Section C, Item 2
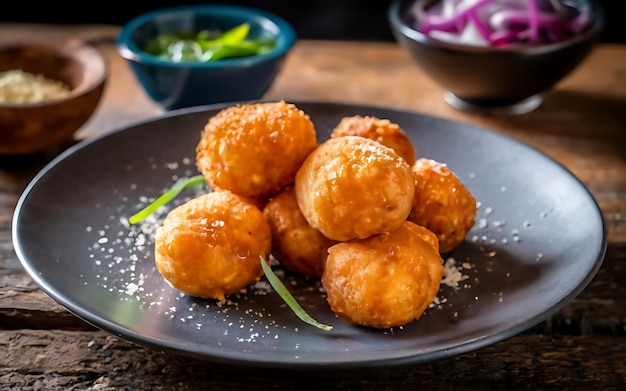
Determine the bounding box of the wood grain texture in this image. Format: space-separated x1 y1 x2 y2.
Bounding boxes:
1 24 625 390
1 330 625 390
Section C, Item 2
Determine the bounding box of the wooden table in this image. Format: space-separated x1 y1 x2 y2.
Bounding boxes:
1 24 625 390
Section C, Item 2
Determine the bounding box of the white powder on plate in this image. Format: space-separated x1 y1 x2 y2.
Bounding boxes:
441 257 470 289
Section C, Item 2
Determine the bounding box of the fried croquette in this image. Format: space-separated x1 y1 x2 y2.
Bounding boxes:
210 184 270 210
330 115 416 163
321 221 444 329
295 136 415 241
196 101 318 199
263 186 337 278
408 158 477 253
154 190 272 302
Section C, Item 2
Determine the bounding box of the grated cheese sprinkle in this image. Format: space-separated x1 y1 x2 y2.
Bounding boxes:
0 69 71 104
441 257 470 289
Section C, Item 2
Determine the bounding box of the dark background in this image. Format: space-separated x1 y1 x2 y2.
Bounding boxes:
2 1 624 43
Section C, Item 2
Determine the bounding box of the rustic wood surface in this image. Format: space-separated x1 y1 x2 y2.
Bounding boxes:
0 24 625 390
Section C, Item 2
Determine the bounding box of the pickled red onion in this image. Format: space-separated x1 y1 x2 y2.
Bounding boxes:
409 0 591 47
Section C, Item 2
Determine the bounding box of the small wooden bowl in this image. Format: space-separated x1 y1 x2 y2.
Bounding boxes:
0 34 108 155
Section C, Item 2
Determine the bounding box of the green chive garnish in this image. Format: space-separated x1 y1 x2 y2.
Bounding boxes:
128 175 206 224
260 256 333 331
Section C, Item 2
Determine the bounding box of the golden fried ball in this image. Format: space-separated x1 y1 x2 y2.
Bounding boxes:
330 115 416 164
263 186 337 278
154 190 272 302
196 101 318 199
295 136 415 241
321 221 444 329
408 158 477 253
210 184 270 211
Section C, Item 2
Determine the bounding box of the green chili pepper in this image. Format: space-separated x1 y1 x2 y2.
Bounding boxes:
218 23 250 44
143 23 277 62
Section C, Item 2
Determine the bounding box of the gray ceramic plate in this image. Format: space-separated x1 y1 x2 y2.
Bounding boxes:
12 102 606 370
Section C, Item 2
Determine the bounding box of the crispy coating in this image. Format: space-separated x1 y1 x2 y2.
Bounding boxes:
154 190 272 302
330 115 416 163
321 221 444 329
295 136 415 241
211 184 270 210
263 186 337 277
196 100 318 199
408 158 477 253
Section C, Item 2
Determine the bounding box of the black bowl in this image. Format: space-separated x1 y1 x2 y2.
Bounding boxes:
388 0 604 114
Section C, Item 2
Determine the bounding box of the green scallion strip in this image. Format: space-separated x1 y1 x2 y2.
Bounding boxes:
128 175 206 225
260 256 333 331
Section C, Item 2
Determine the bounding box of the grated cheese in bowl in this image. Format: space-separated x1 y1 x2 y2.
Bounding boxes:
0 69 71 104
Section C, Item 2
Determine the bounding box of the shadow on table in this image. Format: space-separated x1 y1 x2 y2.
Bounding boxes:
0 137 81 178
541 89 626 143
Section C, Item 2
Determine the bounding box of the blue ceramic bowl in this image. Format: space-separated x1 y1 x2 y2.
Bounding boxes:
388 0 604 114
117 5 296 110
